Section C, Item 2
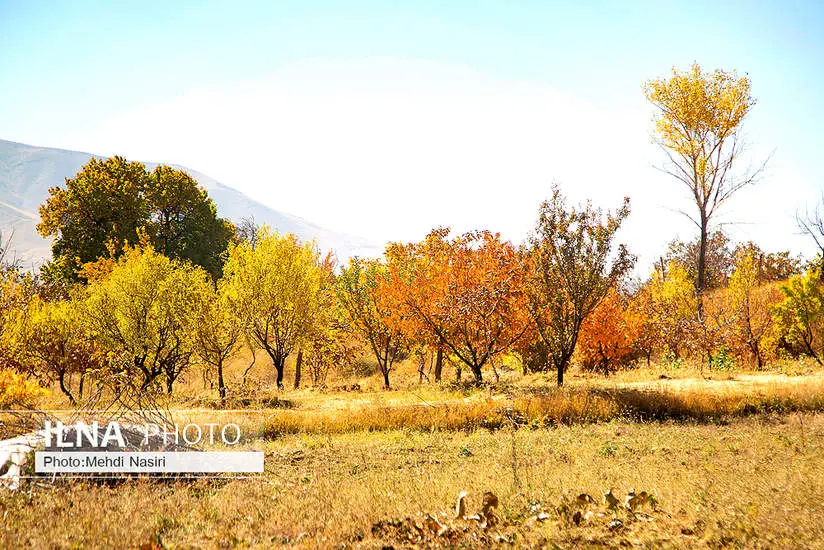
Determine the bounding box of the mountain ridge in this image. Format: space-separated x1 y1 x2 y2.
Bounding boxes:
0 138 380 267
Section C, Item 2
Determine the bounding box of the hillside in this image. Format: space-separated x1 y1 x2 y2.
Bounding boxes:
0 138 379 267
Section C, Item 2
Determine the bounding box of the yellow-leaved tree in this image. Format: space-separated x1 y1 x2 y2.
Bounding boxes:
222 227 325 388
0 270 36 372
82 246 211 394
772 269 824 364
637 261 697 360
0 369 49 410
645 64 766 300
2 296 101 404
336 257 408 388
192 281 244 401
726 251 783 368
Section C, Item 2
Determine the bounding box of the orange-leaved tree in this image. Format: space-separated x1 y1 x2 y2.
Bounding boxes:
577 288 641 375
384 228 529 383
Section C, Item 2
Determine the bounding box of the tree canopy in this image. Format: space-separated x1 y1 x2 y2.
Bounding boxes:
337 257 407 388
38 156 235 282
385 228 529 383
82 245 211 394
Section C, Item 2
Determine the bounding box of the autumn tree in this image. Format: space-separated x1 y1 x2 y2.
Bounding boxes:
772 269 824 364
577 288 640 375
336 258 407 388
385 228 528 384
0 255 38 372
637 261 698 359
294 251 338 389
38 157 234 282
222 227 324 388
664 230 733 290
732 241 802 282
526 186 635 385
192 282 244 401
381 240 451 383
645 64 766 301
0 369 49 410
1 296 102 404
302 301 357 388
82 246 210 393
726 251 783 368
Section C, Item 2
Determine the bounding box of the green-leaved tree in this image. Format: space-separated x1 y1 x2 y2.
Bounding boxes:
38 157 234 282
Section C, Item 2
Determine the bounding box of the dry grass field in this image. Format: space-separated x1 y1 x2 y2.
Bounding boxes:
3 414 824 548
4 358 824 549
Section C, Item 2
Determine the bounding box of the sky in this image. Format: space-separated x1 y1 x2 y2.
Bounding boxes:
1 0 823 271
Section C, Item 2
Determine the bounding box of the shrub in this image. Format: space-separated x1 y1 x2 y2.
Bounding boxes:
0 369 49 409
772 269 824 364
708 346 735 371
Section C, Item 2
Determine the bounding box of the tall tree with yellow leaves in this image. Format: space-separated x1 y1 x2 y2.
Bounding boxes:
645 64 766 301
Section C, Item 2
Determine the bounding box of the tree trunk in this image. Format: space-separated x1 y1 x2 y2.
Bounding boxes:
382 368 390 389
434 346 443 382
218 359 226 401
274 355 286 388
166 376 174 394
294 349 303 389
697 218 708 312
557 350 573 386
804 337 823 365
79 371 85 398
58 371 76 405
470 364 483 384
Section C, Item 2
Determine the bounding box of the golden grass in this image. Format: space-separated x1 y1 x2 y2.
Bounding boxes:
7 362 824 548
257 378 824 437
4 414 824 548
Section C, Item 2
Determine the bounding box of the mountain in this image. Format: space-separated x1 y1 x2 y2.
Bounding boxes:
0 138 380 268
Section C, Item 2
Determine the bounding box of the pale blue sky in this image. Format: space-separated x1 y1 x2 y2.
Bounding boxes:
1 1 822 267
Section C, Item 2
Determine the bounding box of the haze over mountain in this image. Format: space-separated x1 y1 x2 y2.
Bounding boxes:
0 138 380 268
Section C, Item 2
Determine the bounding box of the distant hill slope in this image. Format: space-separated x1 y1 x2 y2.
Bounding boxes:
0 138 379 268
